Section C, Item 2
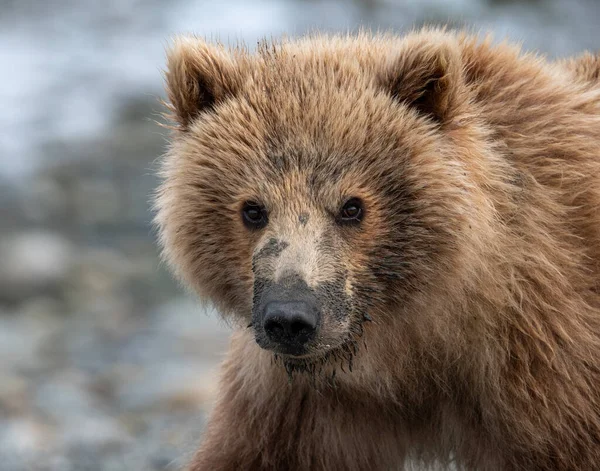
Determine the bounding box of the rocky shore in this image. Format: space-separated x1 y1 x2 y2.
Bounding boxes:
0 96 230 471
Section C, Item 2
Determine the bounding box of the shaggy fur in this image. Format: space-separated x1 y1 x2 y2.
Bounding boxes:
155 28 600 470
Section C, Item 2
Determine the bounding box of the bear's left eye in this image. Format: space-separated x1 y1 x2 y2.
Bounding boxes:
338 198 364 225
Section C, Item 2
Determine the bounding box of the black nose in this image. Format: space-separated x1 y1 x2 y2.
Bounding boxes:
263 301 318 351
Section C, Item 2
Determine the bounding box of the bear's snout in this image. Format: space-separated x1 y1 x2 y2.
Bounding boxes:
253 275 322 356
263 300 319 354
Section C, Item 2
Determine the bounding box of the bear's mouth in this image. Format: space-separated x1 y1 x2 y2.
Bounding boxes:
272 332 364 381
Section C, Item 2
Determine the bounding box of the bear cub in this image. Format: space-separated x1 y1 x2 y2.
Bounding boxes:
155 28 600 470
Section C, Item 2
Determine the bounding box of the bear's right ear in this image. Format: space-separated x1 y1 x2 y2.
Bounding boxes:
164 37 240 130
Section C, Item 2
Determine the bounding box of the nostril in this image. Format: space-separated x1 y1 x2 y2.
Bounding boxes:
264 318 285 338
290 319 311 336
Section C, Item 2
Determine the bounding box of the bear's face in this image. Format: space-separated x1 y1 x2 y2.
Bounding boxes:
156 32 484 372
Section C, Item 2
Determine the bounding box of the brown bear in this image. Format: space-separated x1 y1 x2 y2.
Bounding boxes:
154 27 600 470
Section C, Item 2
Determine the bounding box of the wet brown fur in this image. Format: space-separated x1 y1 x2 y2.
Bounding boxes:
155 28 600 470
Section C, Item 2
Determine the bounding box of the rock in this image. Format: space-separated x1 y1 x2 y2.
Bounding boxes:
0 375 29 415
17 296 64 319
116 360 220 412
34 373 131 459
68 248 134 301
0 179 28 228
34 373 101 424
150 298 231 345
72 179 122 226
18 175 69 225
0 418 55 464
62 416 129 450
0 312 60 374
0 231 74 303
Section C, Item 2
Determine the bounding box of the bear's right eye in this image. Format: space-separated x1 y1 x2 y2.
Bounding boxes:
241 201 268 230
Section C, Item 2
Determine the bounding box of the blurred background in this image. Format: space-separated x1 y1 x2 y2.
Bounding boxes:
0 0 598 470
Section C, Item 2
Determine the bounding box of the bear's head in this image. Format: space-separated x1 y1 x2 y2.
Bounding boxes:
156 30 496 374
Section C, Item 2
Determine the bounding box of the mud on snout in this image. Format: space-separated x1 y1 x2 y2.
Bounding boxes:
250 237 356 361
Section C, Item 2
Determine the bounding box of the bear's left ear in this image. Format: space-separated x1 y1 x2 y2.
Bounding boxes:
381 38 466 125
164 37 241 130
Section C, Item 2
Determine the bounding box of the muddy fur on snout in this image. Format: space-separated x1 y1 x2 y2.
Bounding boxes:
251 227 362 374
252 273 361 378
155 27 600 471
